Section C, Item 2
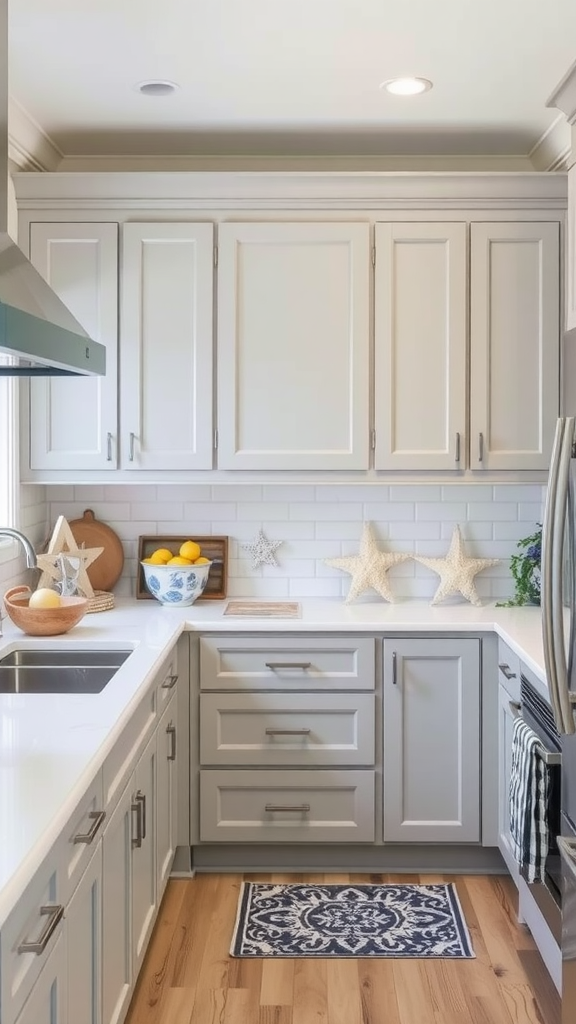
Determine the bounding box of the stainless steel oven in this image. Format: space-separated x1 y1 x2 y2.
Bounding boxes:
518 674 562 941
559 815 576 1023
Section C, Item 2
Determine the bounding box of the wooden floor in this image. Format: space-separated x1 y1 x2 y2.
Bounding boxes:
125 873 561 1024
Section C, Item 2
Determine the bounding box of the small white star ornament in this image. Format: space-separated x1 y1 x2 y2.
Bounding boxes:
36 515 104 599
414 525 500 607
243 528 283 569
325 522 410 604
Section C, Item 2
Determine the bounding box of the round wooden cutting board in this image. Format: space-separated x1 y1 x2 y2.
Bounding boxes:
68 509 125 593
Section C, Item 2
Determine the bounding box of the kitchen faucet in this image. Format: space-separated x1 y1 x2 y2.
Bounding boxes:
0 529 37 568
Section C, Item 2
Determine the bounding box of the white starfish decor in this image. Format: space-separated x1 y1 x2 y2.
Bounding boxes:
36 515 103 599
243 528 283 569
325 522 410 604
414 525 500 607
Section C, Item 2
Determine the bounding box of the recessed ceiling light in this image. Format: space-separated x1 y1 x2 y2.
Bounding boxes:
136 80 179 97
381 77 433 96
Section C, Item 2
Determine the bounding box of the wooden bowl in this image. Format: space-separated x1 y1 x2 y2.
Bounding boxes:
3 586 88 636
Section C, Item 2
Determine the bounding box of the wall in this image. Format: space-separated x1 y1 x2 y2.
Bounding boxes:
45 482 543 604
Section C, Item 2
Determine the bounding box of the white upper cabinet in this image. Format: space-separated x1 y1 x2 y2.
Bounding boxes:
121 223 214 470
567 165 576 332
216 222 371 470
469 222 560 471
29 222 118 471
374 223 467 471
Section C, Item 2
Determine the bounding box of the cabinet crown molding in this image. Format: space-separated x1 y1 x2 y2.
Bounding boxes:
547 59 576 125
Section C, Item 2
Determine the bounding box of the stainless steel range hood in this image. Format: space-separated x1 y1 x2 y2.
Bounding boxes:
0 2 105 376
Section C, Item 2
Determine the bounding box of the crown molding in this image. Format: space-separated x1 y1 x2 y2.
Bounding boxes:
547 58 576 124
529 114 572 171
55 153 534 173
12 170 568 211
8 97 62 171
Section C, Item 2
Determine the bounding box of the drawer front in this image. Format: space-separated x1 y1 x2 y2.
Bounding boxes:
103 688 156 814
60 770 104 904
1 843 65 1024
200 692 375 766
497 640 521 701
199 636 375 691
200 769 375 842
156 649 179 712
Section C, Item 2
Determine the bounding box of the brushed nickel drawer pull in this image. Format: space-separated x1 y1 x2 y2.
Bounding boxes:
129 431 136 461
131 792 144 848
161 673 179 689
265 728 311 736
478 432 484 463
106 432 113 461
265 662 312 670
167 722 177 761
265 803 311 813
18 905 64 955
73 809 106 844
498 662 517 680
392 651 397 685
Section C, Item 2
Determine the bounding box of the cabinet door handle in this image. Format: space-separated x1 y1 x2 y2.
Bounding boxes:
455 432 461 464
265 803 311 813
392 651 397 685
161 673 179 690
106 432 113 462
498 662 517 681
73 809 106 844
167 723 177 761
129 432 136 461
265 728 311 736
265 662 311 671
18 905 64 955
478 432 484 463
131 791 145 848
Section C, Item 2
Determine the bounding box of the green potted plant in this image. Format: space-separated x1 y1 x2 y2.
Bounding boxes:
498 524 542 607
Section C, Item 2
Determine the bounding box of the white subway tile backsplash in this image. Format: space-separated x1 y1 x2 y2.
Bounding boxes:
38 481 544 602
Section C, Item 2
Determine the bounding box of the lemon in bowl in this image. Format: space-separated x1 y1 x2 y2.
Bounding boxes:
140 559 212 606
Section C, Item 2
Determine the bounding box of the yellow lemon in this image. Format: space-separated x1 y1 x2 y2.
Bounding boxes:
149 548 173 564
179 540 201 562
193 556 211 565
167 555 193 566
29 587 62 609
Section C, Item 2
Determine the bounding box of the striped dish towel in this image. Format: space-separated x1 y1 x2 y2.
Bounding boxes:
509 717 549 883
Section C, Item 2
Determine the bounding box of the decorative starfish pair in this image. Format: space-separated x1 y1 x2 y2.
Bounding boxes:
325 523 499 606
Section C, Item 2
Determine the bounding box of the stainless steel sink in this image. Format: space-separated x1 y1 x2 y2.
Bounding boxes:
0 649 132 694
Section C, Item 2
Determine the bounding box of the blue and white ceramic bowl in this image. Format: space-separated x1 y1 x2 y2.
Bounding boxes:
140 560 211 607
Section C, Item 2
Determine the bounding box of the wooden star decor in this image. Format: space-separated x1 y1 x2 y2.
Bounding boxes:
36 515 104 599
414 525 500 607
325 522 410 604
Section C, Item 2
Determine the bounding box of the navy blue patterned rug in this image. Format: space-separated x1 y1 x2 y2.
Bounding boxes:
230 882 475 958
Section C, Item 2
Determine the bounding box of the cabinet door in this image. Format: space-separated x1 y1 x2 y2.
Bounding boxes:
470 222 560 470
28 223 118 471
13 933 67 1024
121 223 214 469
567 166 576 332
102 784 132 1024
67 843 102 1024
382 638 480 842
374 223 467 470
156 696 178 898
131 732 157 978
217 222 370 469
498 683 521 884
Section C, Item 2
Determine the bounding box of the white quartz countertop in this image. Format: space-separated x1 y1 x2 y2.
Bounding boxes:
0 596 546 928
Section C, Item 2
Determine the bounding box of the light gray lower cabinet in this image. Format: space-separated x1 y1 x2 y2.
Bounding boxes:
12 932 68 1024
382 638 481 842
198 635 376 843
66 843 102 1024
496 642 521 884
156 694 178 897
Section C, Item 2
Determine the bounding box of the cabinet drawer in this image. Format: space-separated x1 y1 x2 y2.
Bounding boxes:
199 636 375 691
1 844 65 1024
60 770 104 904
200 769 375 842
497 640 521 701
103 688 156 814
200 692 375 766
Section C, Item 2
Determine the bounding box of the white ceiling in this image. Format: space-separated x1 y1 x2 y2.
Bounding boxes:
7 0 576 165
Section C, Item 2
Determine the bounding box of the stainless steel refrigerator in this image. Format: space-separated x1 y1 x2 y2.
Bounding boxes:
541 415 576 1020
